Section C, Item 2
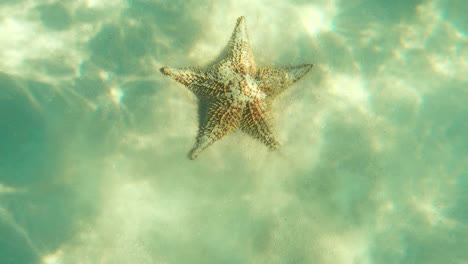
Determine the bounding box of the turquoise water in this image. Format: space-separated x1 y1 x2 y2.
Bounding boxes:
0 0 467 263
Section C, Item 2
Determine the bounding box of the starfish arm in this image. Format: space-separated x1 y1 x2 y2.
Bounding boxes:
160 66 225 97
241 101 280 150
226 16 256 73
256 64 313 98
188 99 243 159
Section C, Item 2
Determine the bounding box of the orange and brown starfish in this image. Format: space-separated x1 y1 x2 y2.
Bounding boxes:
160 16 313 159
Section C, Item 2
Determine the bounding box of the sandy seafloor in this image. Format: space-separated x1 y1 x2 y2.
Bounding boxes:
0 0 467 263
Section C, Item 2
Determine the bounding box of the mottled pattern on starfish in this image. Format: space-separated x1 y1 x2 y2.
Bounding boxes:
160 16 313 159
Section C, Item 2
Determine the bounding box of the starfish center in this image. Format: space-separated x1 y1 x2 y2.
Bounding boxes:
227 73 265 107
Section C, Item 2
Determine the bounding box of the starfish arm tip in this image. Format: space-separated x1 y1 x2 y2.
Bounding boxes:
187 150 198 160
160 67 170 75
270 141 281 150
289 64 314 83
237 16 246 23
301 63 314 72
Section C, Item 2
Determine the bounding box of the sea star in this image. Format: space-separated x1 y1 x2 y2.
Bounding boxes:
160 16 313 159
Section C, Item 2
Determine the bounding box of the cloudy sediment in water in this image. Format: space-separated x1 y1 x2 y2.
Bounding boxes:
0 0 467 263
